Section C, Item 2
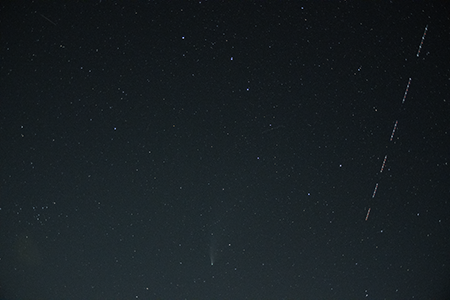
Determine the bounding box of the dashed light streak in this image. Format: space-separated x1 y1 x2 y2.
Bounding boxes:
380 155 387 173
365 26 427 221
372 183 379 198
402 78 411 104
416 25 428 57
390 120 398 141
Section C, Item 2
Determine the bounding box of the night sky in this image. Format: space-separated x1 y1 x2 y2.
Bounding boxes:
1 1 450 299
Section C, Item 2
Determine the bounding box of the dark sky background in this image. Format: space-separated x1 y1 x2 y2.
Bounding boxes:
1 1 450 299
